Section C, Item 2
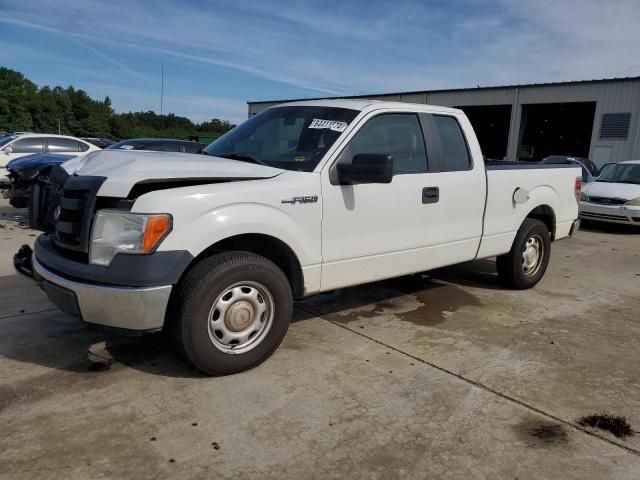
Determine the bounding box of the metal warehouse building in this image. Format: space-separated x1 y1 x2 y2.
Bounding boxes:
247 77 640 167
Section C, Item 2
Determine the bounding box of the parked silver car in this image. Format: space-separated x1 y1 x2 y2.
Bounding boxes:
579 160 640 225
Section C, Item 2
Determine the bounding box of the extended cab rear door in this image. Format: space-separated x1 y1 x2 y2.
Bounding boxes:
416 112 486 259
320 108 486 291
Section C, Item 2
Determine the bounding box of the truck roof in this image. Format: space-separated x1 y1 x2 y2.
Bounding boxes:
270 98 462 115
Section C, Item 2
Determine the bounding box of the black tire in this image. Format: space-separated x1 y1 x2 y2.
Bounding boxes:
168 251 292 375
496 218 551 289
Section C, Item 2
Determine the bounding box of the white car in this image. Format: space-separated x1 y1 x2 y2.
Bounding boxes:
0 133 99 180
579 160 640 225
19 99 581 375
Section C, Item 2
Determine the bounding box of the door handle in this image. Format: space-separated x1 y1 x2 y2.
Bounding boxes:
422 186 439 204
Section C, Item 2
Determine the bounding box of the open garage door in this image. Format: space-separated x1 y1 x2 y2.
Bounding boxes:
517 102 596 162
456 105 511 160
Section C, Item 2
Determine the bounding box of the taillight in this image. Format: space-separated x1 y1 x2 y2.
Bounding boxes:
574 177 582 204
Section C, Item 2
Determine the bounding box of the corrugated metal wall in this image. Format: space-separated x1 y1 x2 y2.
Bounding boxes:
247 79 640 164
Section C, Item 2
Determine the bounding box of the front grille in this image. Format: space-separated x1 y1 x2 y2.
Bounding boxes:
580 212 628 221
586 196 627 205
52 176 106 254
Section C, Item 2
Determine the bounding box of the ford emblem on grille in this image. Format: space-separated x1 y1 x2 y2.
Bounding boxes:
53 205 61 221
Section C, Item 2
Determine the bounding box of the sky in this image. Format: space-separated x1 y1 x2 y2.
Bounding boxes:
1 0 640 124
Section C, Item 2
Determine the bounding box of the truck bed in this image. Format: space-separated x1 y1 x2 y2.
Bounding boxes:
477 162 581 259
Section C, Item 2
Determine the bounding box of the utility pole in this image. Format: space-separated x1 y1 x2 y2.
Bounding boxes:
160 64 164 117
160 64 164 135
57 118 61 135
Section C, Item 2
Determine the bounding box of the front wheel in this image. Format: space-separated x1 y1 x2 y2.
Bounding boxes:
168 252 293 375
496 218 551 289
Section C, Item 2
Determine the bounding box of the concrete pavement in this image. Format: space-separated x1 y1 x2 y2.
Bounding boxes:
1 198 639 479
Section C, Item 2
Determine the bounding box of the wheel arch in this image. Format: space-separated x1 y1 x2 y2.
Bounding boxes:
181 233 305 299
524 204 556 240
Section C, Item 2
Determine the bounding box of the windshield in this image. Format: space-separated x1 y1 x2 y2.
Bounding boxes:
204 106 359 172
0 136 16 148
596 163 640 184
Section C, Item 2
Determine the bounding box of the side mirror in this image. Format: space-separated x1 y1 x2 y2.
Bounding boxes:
3 146 12 155
336 153 393 185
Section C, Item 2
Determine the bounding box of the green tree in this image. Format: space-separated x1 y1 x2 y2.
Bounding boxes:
0 67 236 141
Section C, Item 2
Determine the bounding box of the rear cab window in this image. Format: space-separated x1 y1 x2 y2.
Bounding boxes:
430 115 472 171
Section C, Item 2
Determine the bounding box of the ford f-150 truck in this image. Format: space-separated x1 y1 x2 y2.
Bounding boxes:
16 100 582 375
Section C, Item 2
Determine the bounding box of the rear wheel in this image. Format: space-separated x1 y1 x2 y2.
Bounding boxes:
168 251 292 375
496 218 551 289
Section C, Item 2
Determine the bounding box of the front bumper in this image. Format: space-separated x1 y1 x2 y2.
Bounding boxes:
18 235 194 332
32 254 172 331
579 202 640 225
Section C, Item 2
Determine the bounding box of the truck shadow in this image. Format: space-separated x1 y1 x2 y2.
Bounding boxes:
1 259 501 380
0 254 202 379
579 220 640 235
0 204 29 229
294 259 500 323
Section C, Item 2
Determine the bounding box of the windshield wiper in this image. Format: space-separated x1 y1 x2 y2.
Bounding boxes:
215 153 267 166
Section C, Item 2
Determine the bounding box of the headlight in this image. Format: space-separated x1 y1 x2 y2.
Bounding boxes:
89 210 172 266
627 197 640 207
580 192 589 201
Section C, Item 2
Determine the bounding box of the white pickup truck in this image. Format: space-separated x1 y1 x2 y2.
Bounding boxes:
17 100 581 375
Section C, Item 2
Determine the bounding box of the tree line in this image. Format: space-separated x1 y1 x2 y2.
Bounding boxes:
0 67 235 140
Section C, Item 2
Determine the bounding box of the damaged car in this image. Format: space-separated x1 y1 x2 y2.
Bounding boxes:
5 152 78 208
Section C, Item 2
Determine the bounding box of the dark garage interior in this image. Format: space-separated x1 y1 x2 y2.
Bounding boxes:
517 102 596 161
457 105 512 160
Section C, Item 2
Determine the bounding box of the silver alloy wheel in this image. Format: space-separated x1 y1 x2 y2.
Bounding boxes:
522 234 544 277
207 281 275 354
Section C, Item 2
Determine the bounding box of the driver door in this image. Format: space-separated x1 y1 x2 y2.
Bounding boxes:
320 112 435 290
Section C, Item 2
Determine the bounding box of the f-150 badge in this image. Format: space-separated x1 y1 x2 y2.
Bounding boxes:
281 196 318 204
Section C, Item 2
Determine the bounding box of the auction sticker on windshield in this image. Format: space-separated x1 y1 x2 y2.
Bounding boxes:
308 118 348 132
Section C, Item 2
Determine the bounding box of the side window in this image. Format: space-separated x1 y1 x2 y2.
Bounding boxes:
184 144 203 154
78 141 90 152
432 115 471 171
47 137 81 153
147 143 182 152
10 137 45 154
346 114 427 174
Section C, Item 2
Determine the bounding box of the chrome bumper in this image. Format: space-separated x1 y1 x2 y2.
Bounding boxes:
579 202 640 225
32 255 172 331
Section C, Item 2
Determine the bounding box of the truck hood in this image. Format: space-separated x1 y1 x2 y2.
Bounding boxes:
583 181 640 201
67 150 284 198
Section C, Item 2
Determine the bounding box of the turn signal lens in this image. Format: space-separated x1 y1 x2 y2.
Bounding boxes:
627 197 640 207
143 215 171 252
574 177 582 204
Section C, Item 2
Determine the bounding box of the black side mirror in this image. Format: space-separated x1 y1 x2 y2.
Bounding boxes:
336 154 393 185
